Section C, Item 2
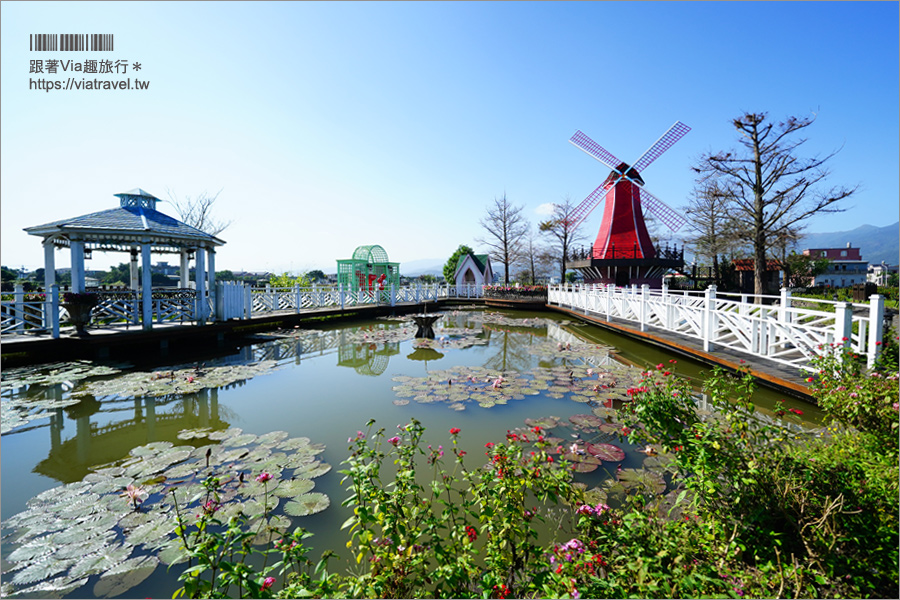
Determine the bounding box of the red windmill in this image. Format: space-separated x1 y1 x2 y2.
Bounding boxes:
567 121 690 288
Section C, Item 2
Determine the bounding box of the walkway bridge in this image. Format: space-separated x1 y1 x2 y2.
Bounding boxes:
549 284 886 371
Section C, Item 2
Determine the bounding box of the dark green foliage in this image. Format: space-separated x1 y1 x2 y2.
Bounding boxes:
443 245 474 283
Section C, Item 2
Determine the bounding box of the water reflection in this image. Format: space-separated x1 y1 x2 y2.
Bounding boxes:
338 341 400 376
34 387 230 483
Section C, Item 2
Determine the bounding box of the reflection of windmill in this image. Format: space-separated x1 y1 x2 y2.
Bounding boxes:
567 122 689 287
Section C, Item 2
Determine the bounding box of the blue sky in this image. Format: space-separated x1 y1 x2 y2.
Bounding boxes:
2 1 897 274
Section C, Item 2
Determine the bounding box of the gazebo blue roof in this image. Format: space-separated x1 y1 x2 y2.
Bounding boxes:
24 189 224 251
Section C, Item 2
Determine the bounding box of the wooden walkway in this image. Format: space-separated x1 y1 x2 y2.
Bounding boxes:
547 304 813 400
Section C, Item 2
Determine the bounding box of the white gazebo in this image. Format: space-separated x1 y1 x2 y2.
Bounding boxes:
24 188 225 330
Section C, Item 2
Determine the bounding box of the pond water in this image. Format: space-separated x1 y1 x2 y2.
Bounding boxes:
0 307 820 598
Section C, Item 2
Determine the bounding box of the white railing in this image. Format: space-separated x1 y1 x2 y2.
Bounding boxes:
239 283 479 317
2 283 487 338
549 284 886 371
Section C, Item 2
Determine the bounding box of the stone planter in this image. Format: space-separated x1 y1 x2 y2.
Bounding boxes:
63 303 94 336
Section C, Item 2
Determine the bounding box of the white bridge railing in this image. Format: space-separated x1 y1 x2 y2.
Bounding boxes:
549 284 886 371
228 283 483 321
2 283 486 338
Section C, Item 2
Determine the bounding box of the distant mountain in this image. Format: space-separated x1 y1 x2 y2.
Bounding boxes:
799 222 899 266
402 258 446 277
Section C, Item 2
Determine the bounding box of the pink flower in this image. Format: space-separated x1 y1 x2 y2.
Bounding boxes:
121 484 146 508
256 472 272 483
260 576 276 591
388 436 401 446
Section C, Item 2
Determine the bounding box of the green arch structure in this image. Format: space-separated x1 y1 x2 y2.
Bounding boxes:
336 244 401 290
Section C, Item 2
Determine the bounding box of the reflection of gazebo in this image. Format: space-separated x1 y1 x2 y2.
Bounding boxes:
36 390 227 483
336 245 400 291
24 189 225 329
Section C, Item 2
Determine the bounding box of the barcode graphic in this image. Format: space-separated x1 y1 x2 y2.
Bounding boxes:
30 34 114 51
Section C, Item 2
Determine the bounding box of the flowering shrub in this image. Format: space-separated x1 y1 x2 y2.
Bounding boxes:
339 419 577 598
809 342 899 451
483 285 548 300
167 360 898 598
172 472 339 599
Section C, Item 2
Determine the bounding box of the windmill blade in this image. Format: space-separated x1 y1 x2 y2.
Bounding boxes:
569 130 624 172
565 181 615 228
636 186 687 232
631 121 691 176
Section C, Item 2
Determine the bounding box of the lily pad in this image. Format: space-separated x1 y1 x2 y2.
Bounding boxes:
569 414 604 429
283 493 330 517
524 416 561 429
92 555 159 598
616 468 666 495
585 442 626 462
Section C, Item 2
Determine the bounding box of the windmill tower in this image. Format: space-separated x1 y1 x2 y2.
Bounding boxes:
566 121 690 288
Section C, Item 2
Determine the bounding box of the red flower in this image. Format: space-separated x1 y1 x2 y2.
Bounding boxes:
449 427 461 435
485 442 495 448
465 525 478 542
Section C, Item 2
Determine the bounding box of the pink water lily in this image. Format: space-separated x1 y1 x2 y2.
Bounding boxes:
121 484 147 509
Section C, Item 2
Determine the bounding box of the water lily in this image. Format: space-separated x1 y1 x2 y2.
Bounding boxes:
256 471 272 484
120 483 147 510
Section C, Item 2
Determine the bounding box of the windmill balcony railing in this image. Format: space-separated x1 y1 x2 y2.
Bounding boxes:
568 243 684 262
548 283 887 372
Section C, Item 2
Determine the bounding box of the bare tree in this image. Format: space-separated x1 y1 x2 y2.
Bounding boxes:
538 195 588 282
166 188 232 237
516 226 547 285
695 112 856 297
476 193 529 285
683 178 741 287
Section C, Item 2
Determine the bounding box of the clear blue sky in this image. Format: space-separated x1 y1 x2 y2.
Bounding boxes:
2 1 897 274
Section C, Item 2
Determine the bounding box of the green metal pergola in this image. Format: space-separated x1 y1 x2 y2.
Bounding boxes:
336 244 400 290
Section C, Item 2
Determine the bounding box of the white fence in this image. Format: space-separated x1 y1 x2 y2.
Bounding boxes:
234 283 481 318
1 283 485 338
549 284 886 371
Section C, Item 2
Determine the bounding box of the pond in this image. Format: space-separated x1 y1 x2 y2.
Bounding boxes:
0 307 821 598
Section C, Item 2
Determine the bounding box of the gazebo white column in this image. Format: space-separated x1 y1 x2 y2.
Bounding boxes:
195 248 207 323
70 240 86 293
141 242 153 330
180 249 190 288
43 240 57 329
207 248 216 321
43 240 56 291
130 249 140 291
